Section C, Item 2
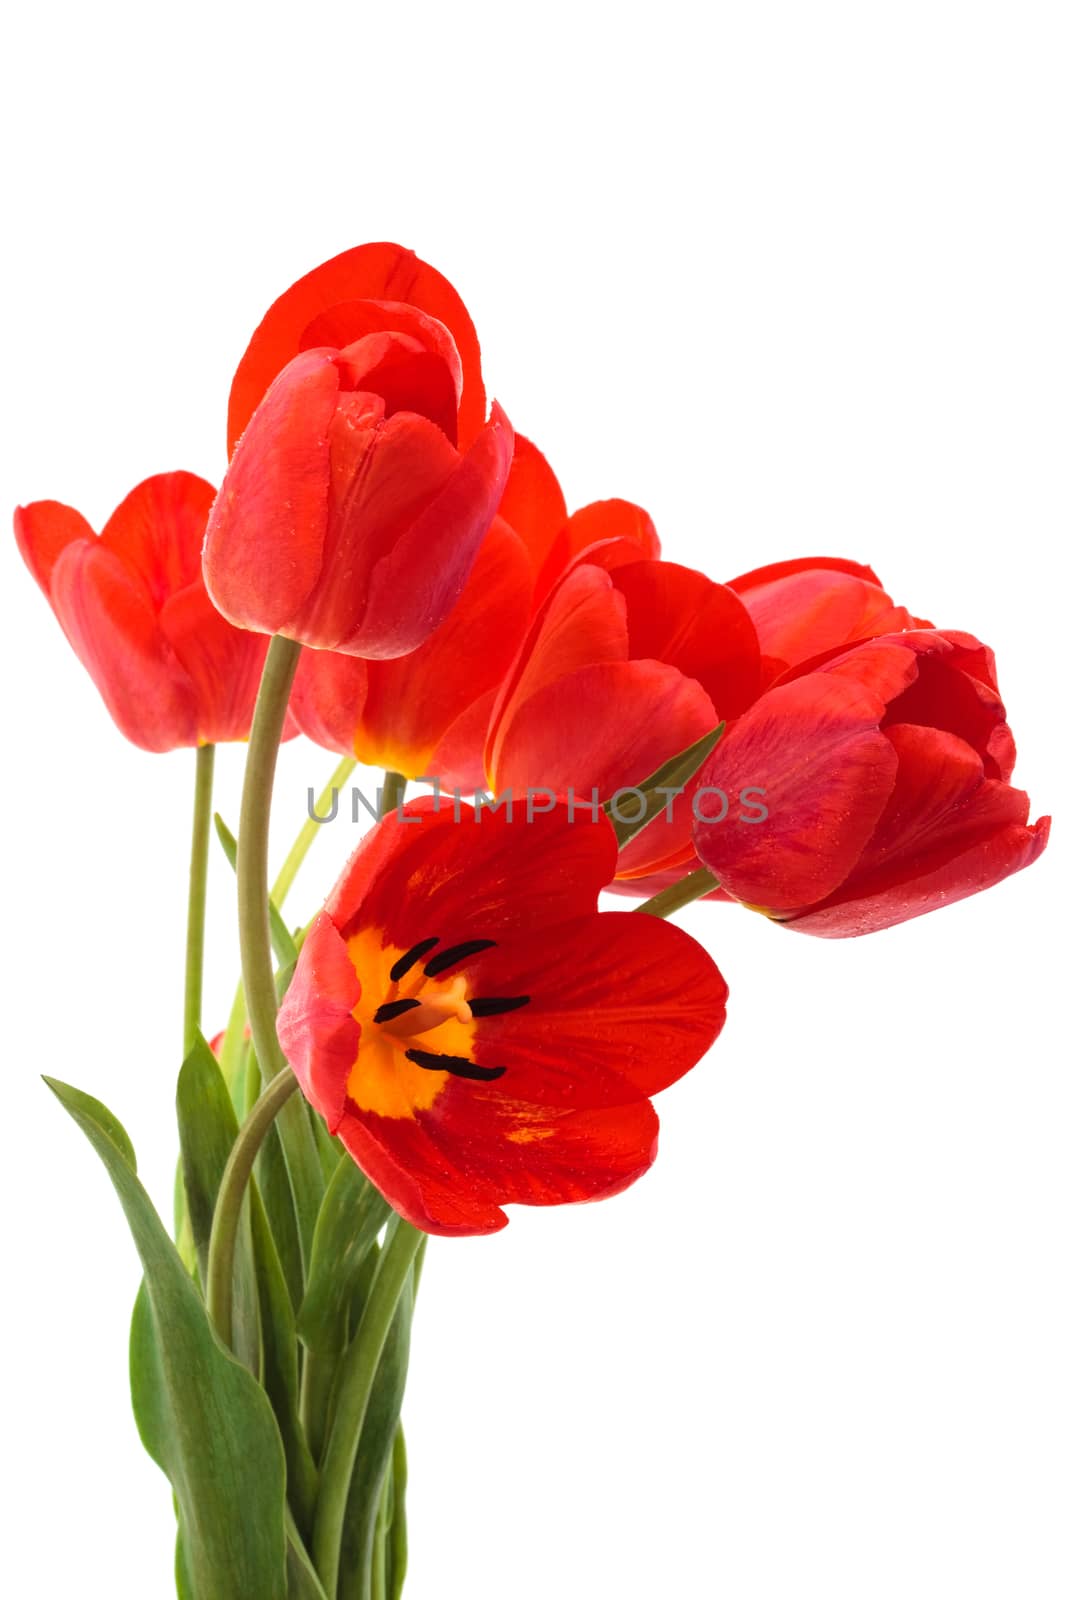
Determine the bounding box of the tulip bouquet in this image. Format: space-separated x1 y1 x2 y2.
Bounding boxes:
16 243 1049 1599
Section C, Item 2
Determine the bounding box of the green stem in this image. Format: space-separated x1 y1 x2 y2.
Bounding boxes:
635 865 720 919
236 634 324 1275
273 753 357 908
379 769 407 816
183 744 216 1055
238 636 302 1083
312 1219 424 1596
206 1065 300 1347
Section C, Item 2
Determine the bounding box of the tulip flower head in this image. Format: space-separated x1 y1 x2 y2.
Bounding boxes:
692 629 1050 935
205 246 514 658
14 472 277 752
277 799 728 1235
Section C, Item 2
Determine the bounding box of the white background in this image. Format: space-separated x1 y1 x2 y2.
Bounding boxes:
2 3 1064 1596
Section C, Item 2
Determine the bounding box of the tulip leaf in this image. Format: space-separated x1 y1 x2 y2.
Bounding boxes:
286 1518 331 1600
176 1034 261 1374
297 1159 392 1461
298 1159 392 1353
46 1076 288 1600
214 813 298 969
338 1271 416 1600
250 1184 320 1536
257 1115 306 1310
608 722 726 848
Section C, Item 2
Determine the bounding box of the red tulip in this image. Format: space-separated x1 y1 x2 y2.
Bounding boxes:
14 472 279 752
206 246 514 657
485 549 763 882
692 629 1049 936
728 556 929 686
276 798 728 1235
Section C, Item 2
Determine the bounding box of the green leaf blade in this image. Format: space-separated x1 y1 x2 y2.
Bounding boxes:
48 1077 289 1600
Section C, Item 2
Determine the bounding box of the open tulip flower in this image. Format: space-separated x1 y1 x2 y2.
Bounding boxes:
19 240 1049 1600
692 628 1050 935
14 471 279 751
204 245 514 657
277 798 728 1235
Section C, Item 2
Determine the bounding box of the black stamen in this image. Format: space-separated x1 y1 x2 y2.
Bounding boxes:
390 937 439 982
373 998 422 1024
406 1048 506 1082
468 995 531 1017
423 939 496 977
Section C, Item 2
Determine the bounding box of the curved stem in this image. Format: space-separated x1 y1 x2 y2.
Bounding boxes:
183 744 216 1055
238 635 302 1083
635 865 719 919
236 633 323 1277
273 753 356 908
206 1066 300 1346
312 1219 424 1595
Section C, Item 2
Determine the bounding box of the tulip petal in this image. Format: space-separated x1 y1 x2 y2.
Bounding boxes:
495 434 568 573
814 631 1015 780
293 402 462 653
159 584 279 747
325 799 619 952
14 500 95 594
694 675 899 909
335 1091 663 1236
535 498 660 604
100 472 216 609
728 556 885 592
276 912 363 1134
788 725 1050 937
47 541 199 751
468 910 728 1099
342 402 513 658
335 321 460 445
355 518 532 776
493 659 717 813
429 690 499 793
227 242 486 453
205 350 339 636
486 563 629 784
611 560 762 719
289 651 368 757
740 569 919 679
